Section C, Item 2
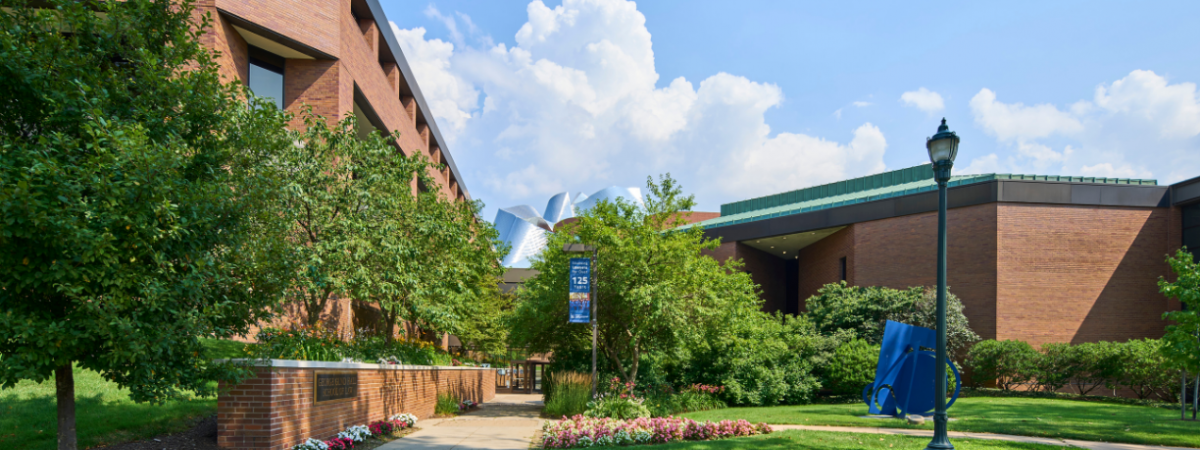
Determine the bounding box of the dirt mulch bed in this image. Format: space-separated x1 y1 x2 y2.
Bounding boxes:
91 415 221 450
90 415 420 450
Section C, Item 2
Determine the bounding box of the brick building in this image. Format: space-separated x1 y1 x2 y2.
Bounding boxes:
192 0 469 338
694 165 1200 347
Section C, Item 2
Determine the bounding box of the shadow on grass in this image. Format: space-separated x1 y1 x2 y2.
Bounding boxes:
0 391 215 450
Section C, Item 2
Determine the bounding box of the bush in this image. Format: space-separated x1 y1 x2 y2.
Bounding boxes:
806 282 980 355
248 326 454 365
1066 341 1122 395
1033 343 1075 393
545 371 592 418
586 377 652 419
824 339 880 396
965 340 1038 390
1116 339 1178 401
435 392 460 416
678 314 845 406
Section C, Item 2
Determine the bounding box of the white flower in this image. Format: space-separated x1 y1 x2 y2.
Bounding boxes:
290 438 329 450
337 424 372 442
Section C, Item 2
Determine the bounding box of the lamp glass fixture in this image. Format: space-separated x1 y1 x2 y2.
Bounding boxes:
926 118 959 164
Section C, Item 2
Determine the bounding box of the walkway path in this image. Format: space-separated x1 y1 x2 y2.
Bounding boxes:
376 394 544 450
773 425 1198 450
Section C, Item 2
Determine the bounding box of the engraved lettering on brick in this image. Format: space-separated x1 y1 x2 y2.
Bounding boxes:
314 372 357 403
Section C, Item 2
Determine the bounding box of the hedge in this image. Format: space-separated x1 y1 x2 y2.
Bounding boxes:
964 338 1179 401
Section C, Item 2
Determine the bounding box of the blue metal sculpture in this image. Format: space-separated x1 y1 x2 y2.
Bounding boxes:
862 320 962 417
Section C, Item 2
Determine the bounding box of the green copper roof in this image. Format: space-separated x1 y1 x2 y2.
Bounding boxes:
690 165 1157 230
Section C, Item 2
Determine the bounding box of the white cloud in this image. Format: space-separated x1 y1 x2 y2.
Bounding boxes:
967 70 1200 182
969 88 1083 142
391 25 479 141
900 87 944 114
391 0 889 212
852 101 872 107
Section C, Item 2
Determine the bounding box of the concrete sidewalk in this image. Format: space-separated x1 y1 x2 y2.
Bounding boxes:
773 425 1199 450
375 394 544 450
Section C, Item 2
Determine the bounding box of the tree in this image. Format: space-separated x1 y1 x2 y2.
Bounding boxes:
805 282 980 355
1160 248 1200 417
509 174 762 384
0 2 296 449
346 160 507 345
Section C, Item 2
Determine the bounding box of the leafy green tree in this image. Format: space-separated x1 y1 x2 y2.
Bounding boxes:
0 2 296 448
1065 341 1122 395
509 174 761 384
1160 248 1200 377
1116 338 1178 400
349 167 507 345
1033 343 1076 393
806 282 980 355
277 113 401 326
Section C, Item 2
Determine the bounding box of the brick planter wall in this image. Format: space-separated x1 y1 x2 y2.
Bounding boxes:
216 360 495 450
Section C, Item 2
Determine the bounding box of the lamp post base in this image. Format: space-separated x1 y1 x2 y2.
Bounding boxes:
924 411 954 450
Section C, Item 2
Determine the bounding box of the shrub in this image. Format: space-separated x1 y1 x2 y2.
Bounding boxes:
540 416 771 448
965 340 1038 390
824 339 880 396
1033 342 1076 392
680 314 844 406
806 282 980 354
545 371 592 418
1067 341 1122 395
646 384 727 417
1116 339 1179 401
435 392 460 416
253 326 347 362
586 377 651 419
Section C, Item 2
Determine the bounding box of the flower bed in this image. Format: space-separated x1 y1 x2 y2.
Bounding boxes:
290 414 419 450
541 416 771 448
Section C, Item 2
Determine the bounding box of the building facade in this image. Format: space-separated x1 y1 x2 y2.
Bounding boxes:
695 165 1200 347
192 0 468 339
196 0 467 202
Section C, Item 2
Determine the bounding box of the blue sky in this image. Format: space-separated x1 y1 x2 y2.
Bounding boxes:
381 0 1200 218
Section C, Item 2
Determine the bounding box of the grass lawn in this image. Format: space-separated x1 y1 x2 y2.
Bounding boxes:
0 338 252 450
681 397 1198 448
591 429 1070 450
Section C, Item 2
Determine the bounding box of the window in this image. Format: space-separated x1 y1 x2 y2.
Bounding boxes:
1184 202 1200 263
248 46 284 110
839 257 847 281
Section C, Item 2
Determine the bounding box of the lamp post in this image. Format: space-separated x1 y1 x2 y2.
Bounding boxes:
563 243 599 399
925 118 959 450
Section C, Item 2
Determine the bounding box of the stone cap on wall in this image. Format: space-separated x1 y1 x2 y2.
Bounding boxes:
214 358 494 371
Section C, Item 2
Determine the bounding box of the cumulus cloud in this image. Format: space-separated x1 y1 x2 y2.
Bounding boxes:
961 70 1200 182
900 87 944 114
391 0 889 211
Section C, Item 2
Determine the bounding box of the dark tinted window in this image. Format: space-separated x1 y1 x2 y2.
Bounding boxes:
248 47 284 110
1184 203 1200 262
839 257 847 281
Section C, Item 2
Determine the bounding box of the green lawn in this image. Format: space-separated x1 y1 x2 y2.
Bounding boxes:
681 397 1198 448
592 430 1070 450
0 339 251 450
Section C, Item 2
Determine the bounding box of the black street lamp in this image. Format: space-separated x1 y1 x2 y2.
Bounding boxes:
925 118 959 450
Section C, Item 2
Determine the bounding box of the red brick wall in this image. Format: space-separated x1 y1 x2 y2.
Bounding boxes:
996 204 1171 346
218 364 495 450
704 242 786 312
853 203 999 341
795 226 855 311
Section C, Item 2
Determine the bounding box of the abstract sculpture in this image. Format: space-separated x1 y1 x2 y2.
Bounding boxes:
862 320 962 417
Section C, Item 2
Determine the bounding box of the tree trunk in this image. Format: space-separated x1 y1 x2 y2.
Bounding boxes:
1183 370 1188 420
1193 373 1198 420
384 307 397 344
56 364 77 450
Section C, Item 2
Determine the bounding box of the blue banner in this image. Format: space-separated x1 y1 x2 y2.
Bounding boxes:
568 258 591 323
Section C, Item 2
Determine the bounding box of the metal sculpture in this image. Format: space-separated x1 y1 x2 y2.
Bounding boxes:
862 320 962 417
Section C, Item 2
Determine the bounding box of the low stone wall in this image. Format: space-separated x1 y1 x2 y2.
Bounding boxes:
216 360 495 450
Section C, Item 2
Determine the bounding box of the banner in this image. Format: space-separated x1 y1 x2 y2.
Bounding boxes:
568 257 591 323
